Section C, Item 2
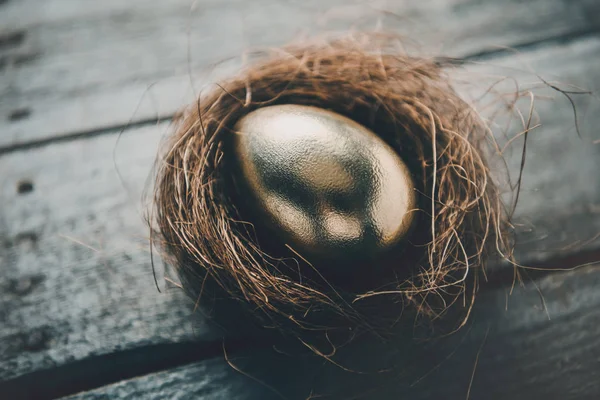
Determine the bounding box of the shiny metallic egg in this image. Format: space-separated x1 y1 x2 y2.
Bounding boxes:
233 104 417 261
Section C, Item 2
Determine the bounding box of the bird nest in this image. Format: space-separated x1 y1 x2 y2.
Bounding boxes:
150 33 511 338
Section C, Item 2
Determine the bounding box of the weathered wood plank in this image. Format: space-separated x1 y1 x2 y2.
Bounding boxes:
459 36 600 261
0 121 211 381
1 352 278 400
1 0 600 148
56 262 600 400
1 36 599 388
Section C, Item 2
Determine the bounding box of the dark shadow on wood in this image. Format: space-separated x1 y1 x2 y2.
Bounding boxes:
484 247 600 291
3 248 598 399
0 338 272 400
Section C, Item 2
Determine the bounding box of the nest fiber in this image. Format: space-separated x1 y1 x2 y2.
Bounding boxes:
152 33 510 336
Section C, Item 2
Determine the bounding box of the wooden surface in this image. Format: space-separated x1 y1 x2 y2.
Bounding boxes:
2 0 600 150
58 262 600 400
1 0 599 399
62 360 273 400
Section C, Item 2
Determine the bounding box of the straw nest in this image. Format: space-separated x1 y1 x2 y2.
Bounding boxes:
150 33 511 338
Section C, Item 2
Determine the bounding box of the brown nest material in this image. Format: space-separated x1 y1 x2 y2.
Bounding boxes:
151 33 511 338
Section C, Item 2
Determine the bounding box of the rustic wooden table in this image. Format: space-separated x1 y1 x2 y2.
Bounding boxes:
1 0 600 399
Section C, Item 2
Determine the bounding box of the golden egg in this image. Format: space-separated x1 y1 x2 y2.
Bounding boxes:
233 104 417 261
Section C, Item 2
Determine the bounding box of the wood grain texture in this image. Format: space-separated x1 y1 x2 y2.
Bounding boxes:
459 36 600 261
59 262 600 400
2 1 600 398
1 36 599 389
0 122 212 382
1 0 600 148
